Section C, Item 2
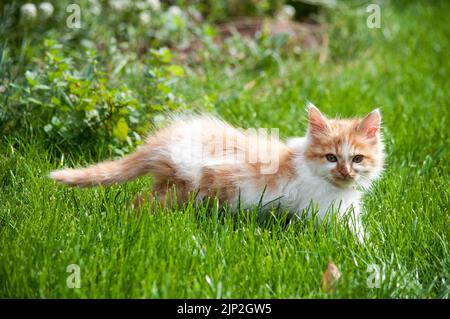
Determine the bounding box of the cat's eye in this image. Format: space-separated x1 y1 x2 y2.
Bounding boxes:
352 155 364 163
325 154 338 162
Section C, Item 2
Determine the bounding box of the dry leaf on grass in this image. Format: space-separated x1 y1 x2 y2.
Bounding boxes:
243 80 256 91
321 260 341 292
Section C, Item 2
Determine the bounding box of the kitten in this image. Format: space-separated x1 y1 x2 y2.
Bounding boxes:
50 104 384 241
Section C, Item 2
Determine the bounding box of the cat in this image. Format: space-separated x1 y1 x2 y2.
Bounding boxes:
50 104 385 241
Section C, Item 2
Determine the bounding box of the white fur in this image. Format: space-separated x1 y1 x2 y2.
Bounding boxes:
285 138 364 241
276 138 360 218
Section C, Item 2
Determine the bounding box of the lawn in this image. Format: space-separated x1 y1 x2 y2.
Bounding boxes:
0 1 449 298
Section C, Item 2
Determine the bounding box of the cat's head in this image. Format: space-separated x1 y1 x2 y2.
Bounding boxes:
304 104 384 189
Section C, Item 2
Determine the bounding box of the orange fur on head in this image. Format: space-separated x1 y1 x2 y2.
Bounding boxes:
304 104 384 188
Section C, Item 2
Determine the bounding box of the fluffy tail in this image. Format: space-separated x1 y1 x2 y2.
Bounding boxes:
49 148 150 187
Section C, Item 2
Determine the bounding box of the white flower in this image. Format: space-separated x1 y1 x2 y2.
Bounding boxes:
279 4 296 20
89 0 102 15
39 2 54 19
20 3 38 22
168 5 182 17
146 0 161 11
139 11 151 25
109 0 129 11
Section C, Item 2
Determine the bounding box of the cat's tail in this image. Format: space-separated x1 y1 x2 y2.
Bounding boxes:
49 148 150 187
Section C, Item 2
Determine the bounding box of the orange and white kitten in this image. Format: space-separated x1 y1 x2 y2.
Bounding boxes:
50 104 384 241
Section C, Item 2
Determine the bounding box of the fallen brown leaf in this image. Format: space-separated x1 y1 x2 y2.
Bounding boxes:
244 80 256 91
321 260 341 292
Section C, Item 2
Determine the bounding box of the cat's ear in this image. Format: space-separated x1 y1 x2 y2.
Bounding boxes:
358 108 381 138
307 103 329 135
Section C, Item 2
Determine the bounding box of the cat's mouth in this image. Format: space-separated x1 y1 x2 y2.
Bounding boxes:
329 175 357 188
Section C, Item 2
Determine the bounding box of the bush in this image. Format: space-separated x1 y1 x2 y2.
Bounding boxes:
1 39 186 155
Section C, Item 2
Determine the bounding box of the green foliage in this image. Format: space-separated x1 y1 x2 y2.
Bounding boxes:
1 39 186 154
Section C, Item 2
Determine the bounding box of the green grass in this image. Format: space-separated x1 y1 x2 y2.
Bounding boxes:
0 1 449 298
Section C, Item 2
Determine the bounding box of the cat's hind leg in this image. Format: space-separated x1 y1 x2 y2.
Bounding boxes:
132 179 193 211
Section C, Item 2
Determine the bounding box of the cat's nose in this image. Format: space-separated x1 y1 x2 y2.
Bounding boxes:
338 164 351 179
